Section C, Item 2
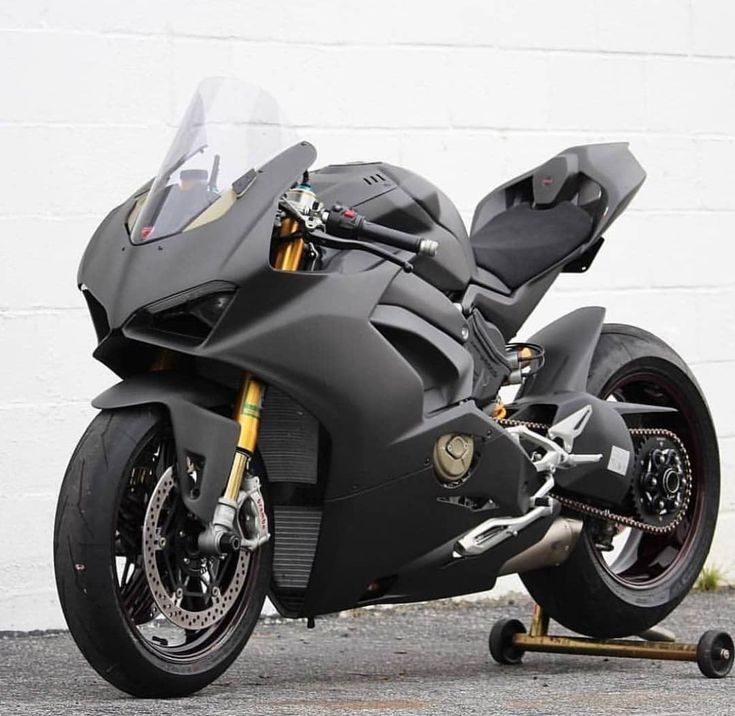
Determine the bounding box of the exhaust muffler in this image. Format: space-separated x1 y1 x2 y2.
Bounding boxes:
497 517 582 576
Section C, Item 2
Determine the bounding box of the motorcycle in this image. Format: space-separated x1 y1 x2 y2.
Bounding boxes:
53 78 719 697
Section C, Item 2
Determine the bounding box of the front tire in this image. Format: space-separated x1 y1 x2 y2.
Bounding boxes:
521 324 719 638
53 406 272 697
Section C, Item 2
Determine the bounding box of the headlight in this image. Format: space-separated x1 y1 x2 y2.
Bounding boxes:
188 292 233 328
127 281 236 344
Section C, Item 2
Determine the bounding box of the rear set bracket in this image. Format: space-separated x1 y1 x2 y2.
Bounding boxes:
453 406 601 559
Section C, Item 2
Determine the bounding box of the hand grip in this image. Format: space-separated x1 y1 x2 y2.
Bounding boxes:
361 219 438 257
324 206 438 257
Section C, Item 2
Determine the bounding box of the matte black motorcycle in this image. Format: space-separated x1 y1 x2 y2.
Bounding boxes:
54 78 719 697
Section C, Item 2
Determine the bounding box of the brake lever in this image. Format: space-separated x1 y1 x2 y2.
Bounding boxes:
308 230 414 273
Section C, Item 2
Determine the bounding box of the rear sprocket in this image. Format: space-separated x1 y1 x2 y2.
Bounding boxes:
629 435 689 530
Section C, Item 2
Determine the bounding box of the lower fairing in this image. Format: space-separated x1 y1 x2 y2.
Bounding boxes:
265 394 546 617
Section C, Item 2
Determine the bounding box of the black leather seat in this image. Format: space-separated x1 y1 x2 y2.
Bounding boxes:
470 201 593 289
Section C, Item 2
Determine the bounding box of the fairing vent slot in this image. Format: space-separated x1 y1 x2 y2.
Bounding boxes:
271 507 322 613
258 388 319 484
363 173 387 186
373 313 473 413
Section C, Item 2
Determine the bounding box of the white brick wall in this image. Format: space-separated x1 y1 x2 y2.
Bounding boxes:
1 1 734 630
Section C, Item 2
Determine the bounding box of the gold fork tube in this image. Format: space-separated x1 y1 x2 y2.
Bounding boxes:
224 451 249 502
223 376 265 501
222 217 305 501
235 376 265 454
275 217 305 271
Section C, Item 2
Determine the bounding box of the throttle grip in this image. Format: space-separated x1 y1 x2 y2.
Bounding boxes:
324 206 438 257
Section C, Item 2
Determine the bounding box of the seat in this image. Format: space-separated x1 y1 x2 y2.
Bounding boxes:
470 201 593 289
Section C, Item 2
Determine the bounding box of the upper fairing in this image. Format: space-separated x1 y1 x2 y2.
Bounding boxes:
78 142 317 331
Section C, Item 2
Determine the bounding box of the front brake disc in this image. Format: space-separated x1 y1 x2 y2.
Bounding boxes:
142 468 250 630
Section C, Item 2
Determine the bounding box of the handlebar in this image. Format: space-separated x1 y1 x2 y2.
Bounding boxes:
324 205 438 257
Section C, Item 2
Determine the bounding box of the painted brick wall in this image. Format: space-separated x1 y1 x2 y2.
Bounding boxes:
1 1 734 629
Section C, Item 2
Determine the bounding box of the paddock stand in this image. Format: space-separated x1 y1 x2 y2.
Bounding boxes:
489 603 734 678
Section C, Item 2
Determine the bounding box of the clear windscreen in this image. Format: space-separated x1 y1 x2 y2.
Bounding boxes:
130 77 294 243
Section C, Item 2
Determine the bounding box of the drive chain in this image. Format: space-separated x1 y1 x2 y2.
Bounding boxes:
497 418 693 535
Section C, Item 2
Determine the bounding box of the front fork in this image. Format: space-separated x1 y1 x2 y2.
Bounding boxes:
198 210 306 555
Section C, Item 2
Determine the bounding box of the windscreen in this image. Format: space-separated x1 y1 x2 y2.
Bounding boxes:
130 77 293 243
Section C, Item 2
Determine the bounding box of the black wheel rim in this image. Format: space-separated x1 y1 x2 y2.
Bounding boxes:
112 423 263 662
590 364 707 589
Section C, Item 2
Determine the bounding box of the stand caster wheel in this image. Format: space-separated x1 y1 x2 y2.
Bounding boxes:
489 618 526 665
696 630 734 678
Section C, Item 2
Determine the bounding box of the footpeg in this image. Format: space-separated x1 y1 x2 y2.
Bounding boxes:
453 476 555 558
506 423 602 473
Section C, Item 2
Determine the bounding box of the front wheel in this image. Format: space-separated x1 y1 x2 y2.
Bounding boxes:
53 406 272 697
521 324 719 638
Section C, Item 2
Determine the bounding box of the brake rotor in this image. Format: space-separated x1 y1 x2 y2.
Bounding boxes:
142 468 250 630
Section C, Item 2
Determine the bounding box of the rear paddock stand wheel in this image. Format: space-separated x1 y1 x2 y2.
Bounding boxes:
490 605 734 679
697 630 735 679
489 618 526 665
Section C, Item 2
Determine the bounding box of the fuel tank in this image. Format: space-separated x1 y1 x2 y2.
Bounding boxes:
310 162 474 292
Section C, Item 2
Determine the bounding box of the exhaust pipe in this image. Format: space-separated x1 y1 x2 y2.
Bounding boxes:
497 517 582 576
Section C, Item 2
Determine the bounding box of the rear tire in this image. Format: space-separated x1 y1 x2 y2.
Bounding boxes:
521 324 719 638
54 406 272 697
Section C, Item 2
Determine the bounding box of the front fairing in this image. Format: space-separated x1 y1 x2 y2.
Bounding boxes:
78 141 316 345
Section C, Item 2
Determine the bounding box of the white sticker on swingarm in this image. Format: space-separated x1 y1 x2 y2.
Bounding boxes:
607 445 630 476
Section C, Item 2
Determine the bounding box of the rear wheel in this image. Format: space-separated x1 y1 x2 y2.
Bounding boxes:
53 406 272 697
521 324 719 638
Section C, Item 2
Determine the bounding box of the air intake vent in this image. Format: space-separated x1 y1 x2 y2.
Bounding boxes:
362 173 387 186
272 507 322 590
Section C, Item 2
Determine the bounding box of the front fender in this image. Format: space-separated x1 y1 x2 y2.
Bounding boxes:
93 372 238 522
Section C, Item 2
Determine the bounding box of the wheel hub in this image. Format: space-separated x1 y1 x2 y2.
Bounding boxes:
142 468 250 630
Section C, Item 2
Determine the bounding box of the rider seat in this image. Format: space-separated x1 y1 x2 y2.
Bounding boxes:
470 154 595 289
470 201 593 289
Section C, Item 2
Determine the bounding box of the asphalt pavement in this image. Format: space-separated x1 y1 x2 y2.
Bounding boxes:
2 590 734 716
